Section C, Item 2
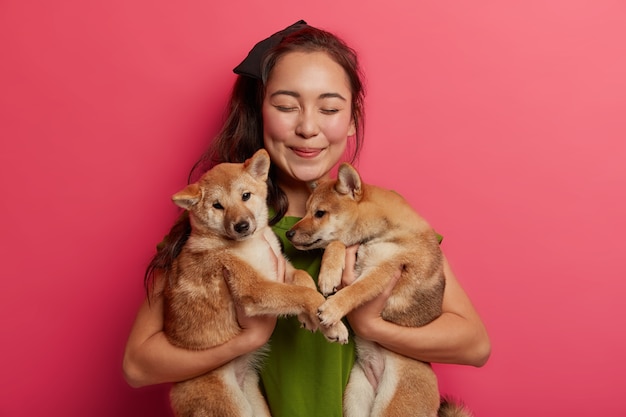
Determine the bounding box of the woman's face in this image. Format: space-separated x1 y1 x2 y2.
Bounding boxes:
262 51 356 186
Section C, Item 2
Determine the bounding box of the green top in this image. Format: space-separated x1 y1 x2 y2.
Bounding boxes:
261 216 356 417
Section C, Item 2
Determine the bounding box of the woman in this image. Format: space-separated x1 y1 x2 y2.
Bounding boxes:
123 20 490 416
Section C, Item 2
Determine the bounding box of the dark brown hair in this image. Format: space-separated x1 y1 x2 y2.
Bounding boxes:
144 25 366 293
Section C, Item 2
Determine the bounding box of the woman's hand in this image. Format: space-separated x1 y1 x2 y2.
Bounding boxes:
339 244 360 289
340 244 401 340
341 253 491 367
123 231 284 388
123 272 267 388
263 227 286 284
345 270 401 339
233 303 277 350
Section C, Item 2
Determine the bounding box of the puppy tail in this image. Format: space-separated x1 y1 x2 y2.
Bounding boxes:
438 396 474 417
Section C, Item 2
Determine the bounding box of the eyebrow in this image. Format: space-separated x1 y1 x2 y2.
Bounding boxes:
269 90 347 101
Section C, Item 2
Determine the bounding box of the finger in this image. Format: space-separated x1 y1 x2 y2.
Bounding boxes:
341 244 359 287
222 266 233 293
261 229 285 282
383 269 402 297
234 302 247 325
276 255 286 283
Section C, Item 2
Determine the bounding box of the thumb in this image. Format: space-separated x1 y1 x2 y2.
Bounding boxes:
341 244 359 287
382 268 402 297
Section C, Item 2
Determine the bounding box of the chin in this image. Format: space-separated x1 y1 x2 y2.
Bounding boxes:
293 169 332 183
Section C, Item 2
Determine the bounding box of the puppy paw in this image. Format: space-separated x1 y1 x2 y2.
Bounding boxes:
317 297 344 327
318 270 342 297
298 312 319 332
321 321 349 345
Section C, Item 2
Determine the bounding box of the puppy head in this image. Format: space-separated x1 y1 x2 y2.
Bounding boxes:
172 149 270 240
286 163 362 249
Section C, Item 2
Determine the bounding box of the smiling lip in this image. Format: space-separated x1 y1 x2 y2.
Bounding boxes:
291 147 323 159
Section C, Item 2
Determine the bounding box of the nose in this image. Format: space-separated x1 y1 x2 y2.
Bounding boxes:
295 110 320 139
286 229 295 239
234 221 250 234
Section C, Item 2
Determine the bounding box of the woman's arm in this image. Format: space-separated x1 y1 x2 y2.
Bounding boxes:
344 247 491 367
122 270 277 388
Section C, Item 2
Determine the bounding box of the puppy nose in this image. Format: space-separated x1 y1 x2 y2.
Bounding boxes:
234 221 250 234
285 230 295 239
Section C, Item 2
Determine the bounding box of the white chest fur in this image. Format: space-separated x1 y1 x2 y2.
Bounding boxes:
228 227 280 282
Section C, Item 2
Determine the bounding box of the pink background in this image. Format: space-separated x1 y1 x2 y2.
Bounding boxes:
1 1 625 416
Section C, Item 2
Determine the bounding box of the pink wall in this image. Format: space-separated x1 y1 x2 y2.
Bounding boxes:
1 1 625 416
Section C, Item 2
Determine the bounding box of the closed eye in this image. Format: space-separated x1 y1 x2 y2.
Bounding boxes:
275 105 297 112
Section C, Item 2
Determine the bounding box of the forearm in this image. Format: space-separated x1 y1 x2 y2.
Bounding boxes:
358 311 490 366
123 271 272 388
123 334 230 387
346 256 490 367
123 328 259 388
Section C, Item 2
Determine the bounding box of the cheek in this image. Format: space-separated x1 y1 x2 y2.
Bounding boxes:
262 106 292 143
322 115 353 144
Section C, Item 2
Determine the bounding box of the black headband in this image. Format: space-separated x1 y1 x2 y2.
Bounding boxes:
233 20 310 80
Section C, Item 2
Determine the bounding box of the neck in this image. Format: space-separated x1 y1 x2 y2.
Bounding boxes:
275 175 312 218
284 185 311 217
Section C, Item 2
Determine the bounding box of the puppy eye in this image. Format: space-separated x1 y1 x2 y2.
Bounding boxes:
242 192 251 201
314 210 326 218
212 202 224 210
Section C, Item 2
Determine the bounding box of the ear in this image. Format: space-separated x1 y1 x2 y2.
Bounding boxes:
244 149 271 181
335 163 363 200
347 118 356 137
172 183 202 209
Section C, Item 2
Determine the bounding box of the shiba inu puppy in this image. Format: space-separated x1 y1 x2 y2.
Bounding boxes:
286 163 472 417
163 149 349 417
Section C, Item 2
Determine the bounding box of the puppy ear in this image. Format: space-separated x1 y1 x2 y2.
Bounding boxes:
335 163 363 200
172 183 202 209
245 149 271 181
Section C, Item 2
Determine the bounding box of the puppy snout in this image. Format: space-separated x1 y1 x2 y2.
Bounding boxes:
234 221 250 234
285 229 295 239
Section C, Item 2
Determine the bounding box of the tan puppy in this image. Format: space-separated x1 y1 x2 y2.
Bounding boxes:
286 163 472 417
163 149 349 417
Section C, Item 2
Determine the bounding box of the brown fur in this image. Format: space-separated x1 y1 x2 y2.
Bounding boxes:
163 149 348 417
287 163 472 417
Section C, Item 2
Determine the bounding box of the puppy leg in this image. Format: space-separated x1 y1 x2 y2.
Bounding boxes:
285 263 349 343
373 354 440 417
318 241 346 296
225 259 348 343
241 369 271 417
284 265 325 331
318 261 398 327
286 263 318 291
252 278 348 344
344 363 375 417
319 319 350 344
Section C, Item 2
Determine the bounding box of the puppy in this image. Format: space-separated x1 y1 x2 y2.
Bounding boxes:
163 149 349 417
286 163 472 417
